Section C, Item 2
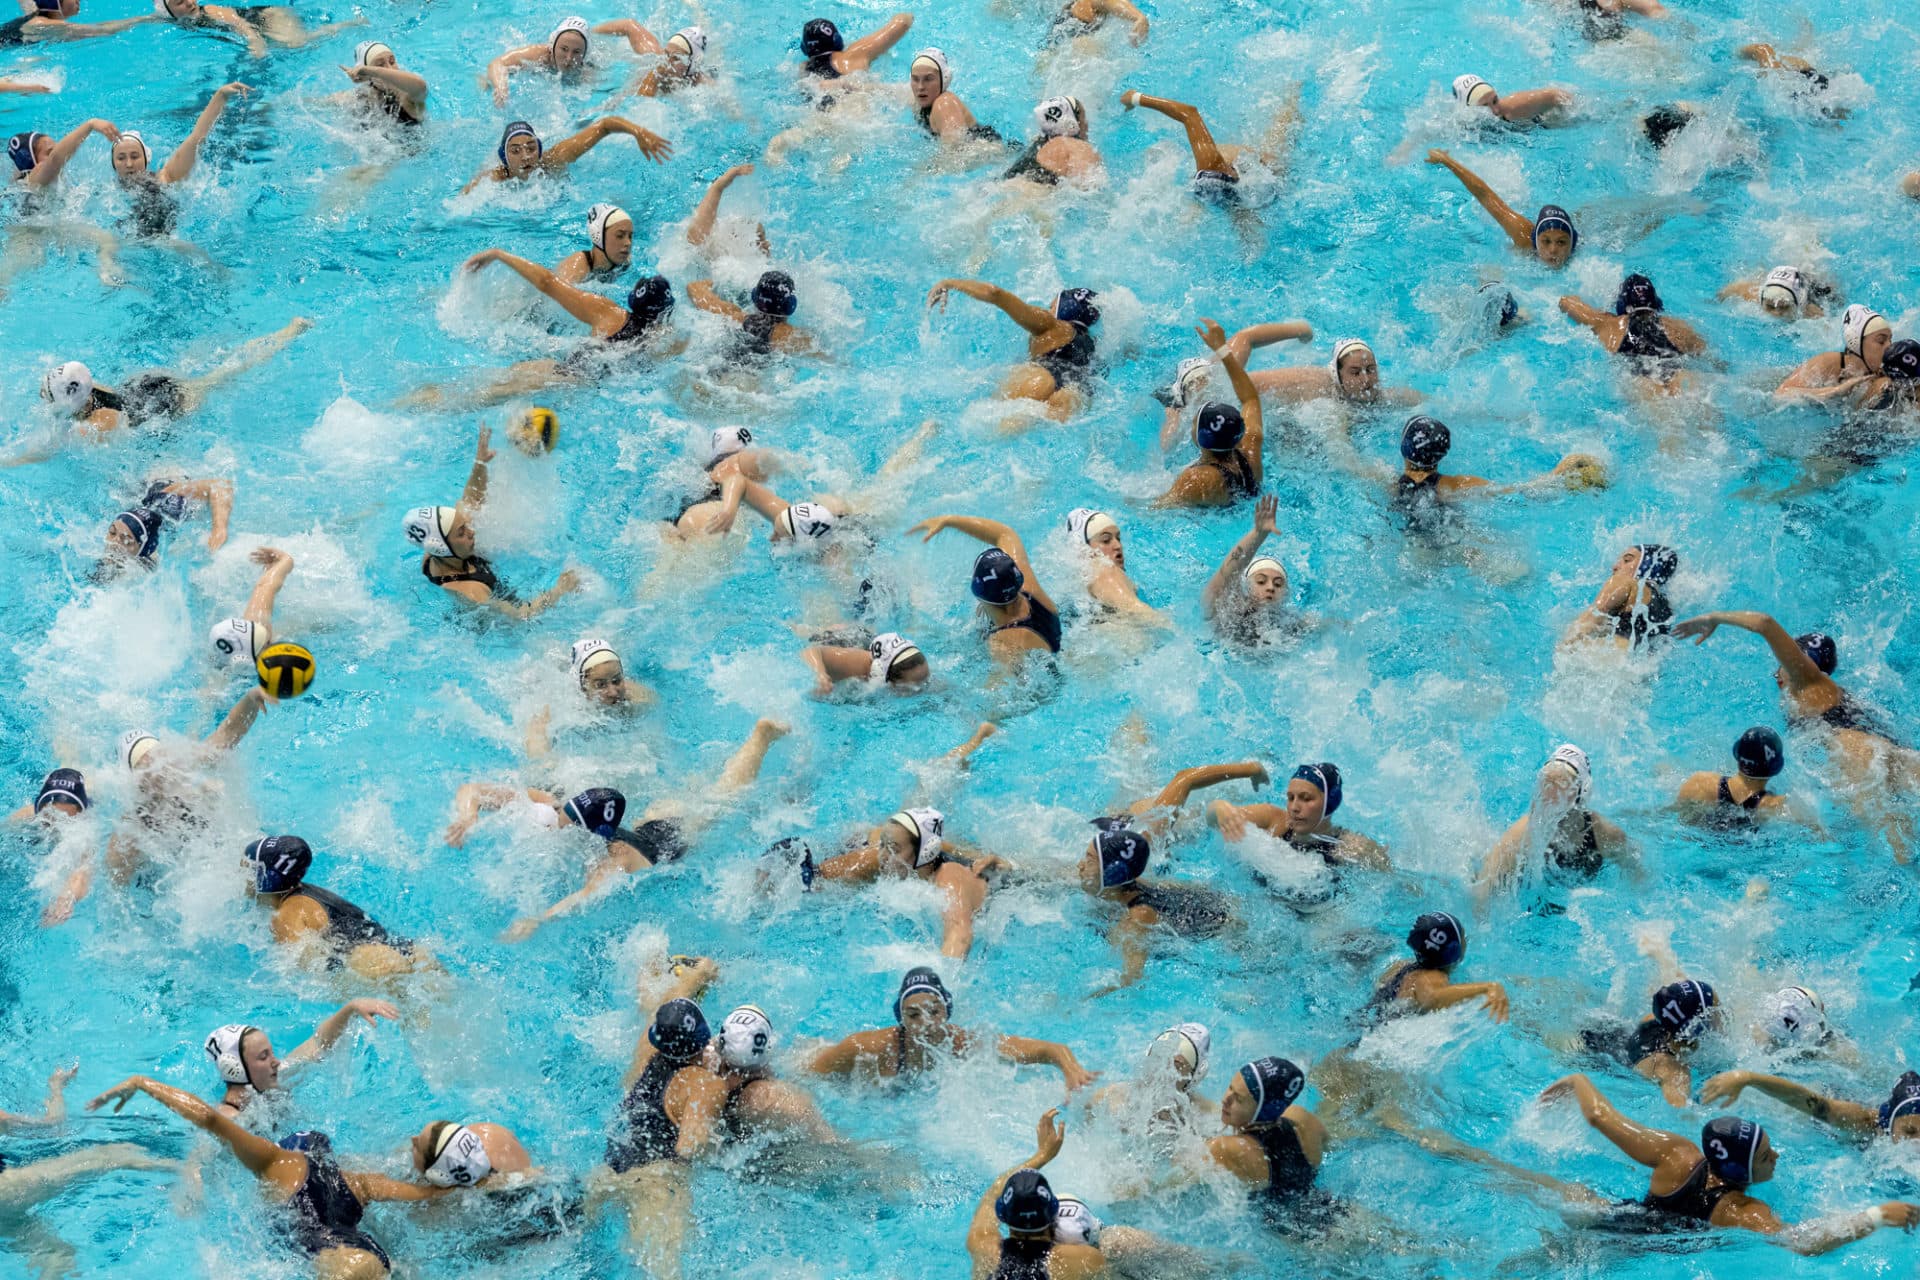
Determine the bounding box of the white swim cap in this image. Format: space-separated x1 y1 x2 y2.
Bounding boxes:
1544 743 1592 807
569 636 619 682
1759 986 1827 1048
718 1004 774 1069
423 1124 494 1187
204 1023 256 1084
1053 1196 1102 1246
117 130 150 167
1759 266 1807 311
402 506 456 558
41 361 92 417
1034 96 1083 139
1147 1021 1211 1076
707 425 752 467
888 807 946 867
910 47 951 91
354 39 393 66
664 25 706 65
1329 338 1372 377
1243 555 1285 584
119 730 159 770
1064 508 1118 545
586 202 632 254
1452 74 1497 107
779 502 837 541
209 617 263 664
549 15 589 50
868 632 922 681
1842 304 1890 359
1158 355 1212 409
529 802 561 829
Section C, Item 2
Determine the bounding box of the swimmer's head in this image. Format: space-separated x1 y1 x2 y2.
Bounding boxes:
1613 273 1662 315
1759 266 1809 315
1793 631 1837 677
118 730 159 771
244 834 313 896
995 1170 1059 1236
1641 104 1694 149
1733 726 1784 780
1538 743 1592 808
209 617 266 666
1700 1116 1772 1186
1477 283 1521 330
1194 402 1245 453
1883 339 1920 384
569 637 626 703
1146 1021 1211 1087
867 632 928 686
626 275 675 332
548 16 590 69
1227 1056 1306 1128
586 202 634 263
1330 338 1378 399
1053 1197 1101 1247
278 1130 332 1157
893 965 952 1031
1052 287 1100 329
1879 1072 1920 1139
205 1023 278 1091
1287 763 1342 828
154 0 198 17
1452 74 1498 108
707 425 752 468
663 26 705 74
1066 508 1123 568
354 39 395 69
800 18 844 58
776 502 837 543
751 270 798 318
970 547 1024 606
41 361 93 417
33 768 88 817
881 807 945 871
1034 95 1086 140
1755 985 1825 1050
401 505 462 559
1841 305 1891 370
413 1122 492 1187
1652 978 1717 1039
1084 819 1150 889
1620 543 1677 586
1530 205 1578 267
564 787 627 838
909 48 950 107
111 130 150 177
647 997 711 1063
1399 416 1451 471
1408 910 1465 968
1242 556 1287 605
497 120 542 176
106 507 162 564
717 1005 774 1070
1154 355 1213 409
7 131 49 175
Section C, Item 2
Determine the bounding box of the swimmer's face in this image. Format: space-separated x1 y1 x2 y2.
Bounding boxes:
1284 780 1327 831
161 0 197 16
503 136 541 176
105 523 138 556
899 992 948 1040
1088 526 1123 569
1892 1115 1920 1141
1535 230 1574 267
1864 329 1892 372
1078 843 1100 891
1245 565 1286 605
551 31 587 70
1538 760 1580 807
1612 546 1642 577
111 137 147 177
581 659 627 706
444 513 476 559
240 1028 280 1090
1221 1076 1257 1128
1750 1134 1777 1183
909 65 943 108
1335 352 1379 398
604 220 634 264
39 798 82 819
1761 293 1795 317
365 48 396 69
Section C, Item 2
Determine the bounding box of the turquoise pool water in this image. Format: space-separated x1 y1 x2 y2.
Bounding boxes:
3 0 1920 1273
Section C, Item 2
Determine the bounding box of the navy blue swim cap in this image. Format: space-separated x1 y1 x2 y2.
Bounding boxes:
7 131 45 174
113 507 163 562
1642 105 1693 149
497 120 540 168
1478 282 1519 328
246 835 312 894
1092 818 1151 887
627 275 674 329
34 768 89 814
565 787 627 838
1531 205 1578 253
279 1130 332 1155
1795 631 1837 676
1733 727 1784 779
893 965 952 1022
1631 543 1677 585
1882 339 1920 382
648 997 711 1061
1652 979 1716 1035
1613 274 1663 315
996 1169 1059 1232
1238 1056 1306 1125
970 547 1024 605
1052 288 1100 329
1700 1116 1763 1185
1878 1071 1920 1132
1195 402 1245 451
752 270 798 318
1400 417 1451 469
800 18 843 56
1408 911 1464 967
1291 763 1342 815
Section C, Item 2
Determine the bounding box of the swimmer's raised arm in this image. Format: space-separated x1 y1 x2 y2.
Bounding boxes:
592 18 661 54
0 1064 76 1130
160 82 247 184
444 782 544 845
153 477 232 548
285 999 399 1069
1670 610 1828 693
686 163 754 247
841 12 913 69
1426 149 1532 250
242 546 292 627
1205 317 1263 480
465 249 628 333
1223 319 1312 363
485 44 544 106
966 1110 1066 1275
343 61 426 113
28 118 116 188
1400 966 1509 1020
1142 760 1270 815
87 1075 283 1173
1698 1071 1877 1136
1092 0 1150 42
911 514 1057 614
456 426 493 513
546 116 672 169
687 279 744 321
31 12 156 42
1557 294 1610 331
926 279 1055 335
1202 494 1277 617
204 686 265 750
1542 1074 1687 1168
994 1035 1097 1091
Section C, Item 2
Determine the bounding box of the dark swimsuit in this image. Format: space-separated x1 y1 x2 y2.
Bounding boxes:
287 1152 390 1268
1034 325 1097 392
373 90 423 127
666 482 724 527
992 1237 1053 1279
611 819 689 867
0 15 35 45
1617 311 1684 376
1642 1161 1731 1224
1706 778 1764 830
987 592 1063 654
1790 693 1905 747
1200 448 1258 499
1365 962 1425 1022
605 1054 685 1172
569 249 623 283
1549 809 1604 878
1576 0 1626 41
290 884 409 971
1612 588 1671 647
1248 1119 1345 1234
125 180 179 238
422 554 518 603
1579 1017 1671 1068
1125 882 1231 939
1044 2 1097 43
916 105 1004 143
1003 140 1060 186
1193 169 1241 207
93 376 188 426
1392 472 1461 545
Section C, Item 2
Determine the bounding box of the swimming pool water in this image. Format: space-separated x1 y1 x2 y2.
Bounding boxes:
4 0 1920 1273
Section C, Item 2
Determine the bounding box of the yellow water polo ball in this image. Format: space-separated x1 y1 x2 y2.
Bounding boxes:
511 407 560 455
256 642 317 698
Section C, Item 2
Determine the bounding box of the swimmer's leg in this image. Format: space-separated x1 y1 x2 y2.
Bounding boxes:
0 1145 175 1210
608 1164 691 1280
647 718 790 832
1119 92 1235 177
345 942 432 980
1386 1119 1607 1211
257 8 365 46
394 360 571 413
313 1246 388 1280
182 316 313 408
1252 85 1303 172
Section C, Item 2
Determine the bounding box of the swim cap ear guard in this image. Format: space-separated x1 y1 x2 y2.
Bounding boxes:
1400 416 1451 469
1652 979 1716 1036
1545 743 1592 807
778 502 837 540
1195 402 1246 451
111 507 163 563
1795 631 1837 676
204 1023 257 1085
497 121 541 168
1238 1056 1306 1125
1053 1196 1101 1246
1878 1071 1920 1132
1148 1022 1212 1076
33 768 89 814
627 275 675 329
1408 911 1464 967
1092 820 1151 887
1700 1116 1762 1185
707 425 752 466
7 131 46 174
1631 543 1677 585
800 17 843 57
997 1169 1059 1232
1733 727 1784 779
970 547 1024 605
353 39 393 67
209 617 261 665
42 361 93 416
1051 287 1099 329
564 787 627 838
246 835 313 894
1840 305 1888 360
718 1004 774 1069
548 15 589 55
664 26 706 66
1154 355 1213 408
279 1130 332 1156
1641 104 1693 149
888 807 946 868
586 202 632 255
648 997 711 1061
1451 74 1497 107
1613 273 1662 315
116 130 150 169
1759 266 1807 311
751 271 798 318
422 1123 492 1187
118 730 159 770
1291 762 1342 815
1477 283 1520 329
401 506 456 559
893 966 953 1022
1034 96 1084 139
569 637 619 683
868 632 924 681
1531 205 1578 253
1883 340 1920 382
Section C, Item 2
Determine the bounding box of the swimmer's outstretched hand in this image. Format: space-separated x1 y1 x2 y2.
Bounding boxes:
627 124 673 163
214 82 250 100
1210 799 1249 841
1252 493 1278 538
1696 1071 1749 1108
925 281 953 311
1031 1108 1065 1166
86 1076 149 1114
1479 983 1511 1022
343 997 399 1027
249 545 291 569
501 917 539 943
909 516 951 541
1425 148 1452 166
474 425 495 463
1193 318 1229 350
1668 615 1720 645
1538 1072 1589 1103
463 249 503 273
